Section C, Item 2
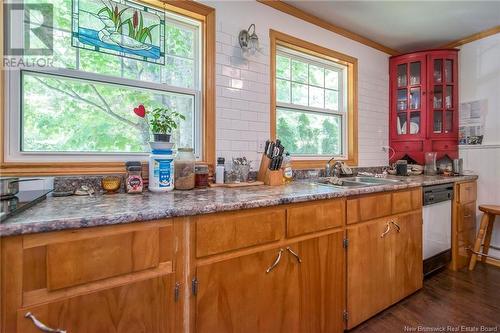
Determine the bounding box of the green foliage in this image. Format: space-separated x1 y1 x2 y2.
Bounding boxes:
277 117 297 152
147 107 186 134
321 119 340 155
21 0 198 153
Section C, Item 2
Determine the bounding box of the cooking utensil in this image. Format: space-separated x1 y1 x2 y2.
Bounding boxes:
0 177 41 199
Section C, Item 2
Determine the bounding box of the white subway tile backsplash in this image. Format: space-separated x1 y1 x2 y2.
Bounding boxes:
214 16 389 168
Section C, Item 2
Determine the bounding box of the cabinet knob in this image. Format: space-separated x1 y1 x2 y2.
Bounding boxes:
25 312 67 333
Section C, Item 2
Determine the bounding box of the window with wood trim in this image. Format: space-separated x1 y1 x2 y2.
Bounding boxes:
1 0 215 175
270 30 358 167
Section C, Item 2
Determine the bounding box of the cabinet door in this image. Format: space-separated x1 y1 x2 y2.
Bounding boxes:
392 212 423 302
195 246 299 333
17 276 173 333
427 53 458 139
292 230 345 333
347 217 395 329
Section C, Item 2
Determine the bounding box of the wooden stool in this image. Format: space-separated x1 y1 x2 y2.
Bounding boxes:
468 205 500 270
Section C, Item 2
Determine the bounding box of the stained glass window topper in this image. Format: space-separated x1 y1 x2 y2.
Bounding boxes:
72 0 165 64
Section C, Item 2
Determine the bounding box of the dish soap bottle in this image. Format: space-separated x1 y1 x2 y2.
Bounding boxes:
282 152 293 183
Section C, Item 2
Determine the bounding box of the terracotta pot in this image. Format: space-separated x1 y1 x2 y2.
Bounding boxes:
153 133 171 142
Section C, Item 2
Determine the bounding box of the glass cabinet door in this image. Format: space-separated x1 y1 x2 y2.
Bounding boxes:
394 58 424 137
431 56 455 136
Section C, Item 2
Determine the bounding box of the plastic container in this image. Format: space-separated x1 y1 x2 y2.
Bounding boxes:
216 157 225 184
175 148 195 190
148 149 174 192
282 152 293 183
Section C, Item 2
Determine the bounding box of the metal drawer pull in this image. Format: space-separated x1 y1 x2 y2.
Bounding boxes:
266 248 284 273
380 223 391 238
391 221 401 232
25 312 67 333
286 247 302 263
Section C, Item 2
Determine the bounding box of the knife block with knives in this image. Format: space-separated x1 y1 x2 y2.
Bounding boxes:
258 139 285 186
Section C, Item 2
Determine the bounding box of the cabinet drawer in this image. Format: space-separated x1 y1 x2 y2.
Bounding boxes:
432 140 457 151
47 228 161 290
393 188 422 214
457 181 477 203
347 193 391 224
196 208 285 257
392 141 423 152
287 199 344 237
17 276 172 333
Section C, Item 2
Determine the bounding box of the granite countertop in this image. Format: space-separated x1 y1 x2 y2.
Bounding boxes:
0 174 478 237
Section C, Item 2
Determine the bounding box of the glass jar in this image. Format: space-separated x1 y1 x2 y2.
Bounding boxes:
174 148 195 190
195 164 209 188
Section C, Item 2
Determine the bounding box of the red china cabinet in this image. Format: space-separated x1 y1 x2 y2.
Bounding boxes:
389 49 459 164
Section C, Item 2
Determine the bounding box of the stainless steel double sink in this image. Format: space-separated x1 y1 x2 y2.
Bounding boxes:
314 176 402 189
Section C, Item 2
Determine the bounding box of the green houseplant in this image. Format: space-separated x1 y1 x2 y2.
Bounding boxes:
134 104 185 142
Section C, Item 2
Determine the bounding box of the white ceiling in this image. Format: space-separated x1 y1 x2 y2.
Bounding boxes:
285 1 500 53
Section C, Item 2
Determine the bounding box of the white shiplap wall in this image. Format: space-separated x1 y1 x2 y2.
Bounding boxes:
208 1 389 169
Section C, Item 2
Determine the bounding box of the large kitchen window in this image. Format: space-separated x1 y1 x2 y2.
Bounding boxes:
3 0 207 163
271 30 358 166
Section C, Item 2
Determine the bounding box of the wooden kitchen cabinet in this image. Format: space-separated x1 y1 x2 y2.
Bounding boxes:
17 276 172 333
195 230 346 333
347 210 423 329
1 221 176 333
451 181 477 270
195 245 299 333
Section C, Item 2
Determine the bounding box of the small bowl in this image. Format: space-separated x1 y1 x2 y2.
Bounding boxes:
149 141 175 150
102 176 121 194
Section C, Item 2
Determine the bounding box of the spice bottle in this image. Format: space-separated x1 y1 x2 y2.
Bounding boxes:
125 161 143 193
175 148 195 190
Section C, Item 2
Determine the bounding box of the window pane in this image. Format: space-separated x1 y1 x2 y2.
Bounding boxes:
79 48 122 77
165 23 194 59
276 55 290 79
277 108 341 155
309 64 324 87
325 89 339 111
22 72 194 153
325 69 339 90
291 82 308 106
163 56 195 88
309 86 324 108
276 79 291 103
291 60 308 83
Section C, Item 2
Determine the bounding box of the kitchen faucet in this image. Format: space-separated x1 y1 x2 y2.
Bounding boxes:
325 157 343 177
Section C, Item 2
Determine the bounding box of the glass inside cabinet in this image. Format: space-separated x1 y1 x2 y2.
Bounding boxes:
397 64 407 88
397 89 407 111
445 60 453 83
410 87 420 110
434 111 443 133
397 113 407 135
409 62 421 85
445 85 453 109
433 85 443 109
434 59 443 83
445 111 453 133
410 112 420 134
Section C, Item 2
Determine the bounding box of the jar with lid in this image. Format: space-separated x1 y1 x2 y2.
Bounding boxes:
175 148 195 190
195 164 209 188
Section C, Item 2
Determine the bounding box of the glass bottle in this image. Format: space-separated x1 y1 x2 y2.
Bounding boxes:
174 148 195 190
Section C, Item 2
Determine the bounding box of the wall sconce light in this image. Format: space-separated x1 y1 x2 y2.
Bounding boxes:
239 24 261 56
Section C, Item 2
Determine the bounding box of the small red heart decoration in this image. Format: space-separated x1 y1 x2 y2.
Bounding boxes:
133 104 146 118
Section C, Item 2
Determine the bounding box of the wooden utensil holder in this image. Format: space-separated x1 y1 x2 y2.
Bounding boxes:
257 154 271 181
264 169 283 186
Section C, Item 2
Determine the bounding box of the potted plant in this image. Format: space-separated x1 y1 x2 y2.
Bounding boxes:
133 104 185 142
